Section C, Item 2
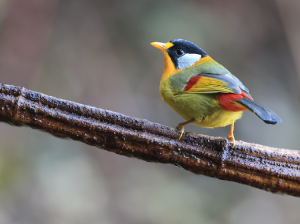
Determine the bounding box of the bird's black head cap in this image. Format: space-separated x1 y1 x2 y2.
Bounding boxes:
167 39 208 69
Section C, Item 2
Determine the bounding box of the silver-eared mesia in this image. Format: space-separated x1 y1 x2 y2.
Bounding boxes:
151 39 282 146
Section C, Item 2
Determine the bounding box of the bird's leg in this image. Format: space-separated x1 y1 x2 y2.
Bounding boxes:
227 120 235 147
176 118 195 140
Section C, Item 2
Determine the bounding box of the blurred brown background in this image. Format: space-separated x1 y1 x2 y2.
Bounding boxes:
0 0 299 223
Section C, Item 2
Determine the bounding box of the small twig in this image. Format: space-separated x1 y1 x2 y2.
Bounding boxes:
0 83 299 196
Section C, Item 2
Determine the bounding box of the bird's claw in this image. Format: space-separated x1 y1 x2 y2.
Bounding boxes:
227 135 235 147
176 126 184 140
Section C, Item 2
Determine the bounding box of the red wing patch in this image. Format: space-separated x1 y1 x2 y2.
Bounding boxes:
185 76 201 91
216 93 247 112
239 88 253 100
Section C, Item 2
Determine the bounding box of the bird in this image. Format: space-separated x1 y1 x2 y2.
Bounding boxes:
151 39 282 146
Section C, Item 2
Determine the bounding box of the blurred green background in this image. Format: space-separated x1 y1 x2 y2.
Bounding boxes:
0 0 299 223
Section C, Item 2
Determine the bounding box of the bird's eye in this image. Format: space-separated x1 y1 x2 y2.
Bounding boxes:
176 49 184 56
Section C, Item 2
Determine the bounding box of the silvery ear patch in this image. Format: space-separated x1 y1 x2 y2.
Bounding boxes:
177 53 201 70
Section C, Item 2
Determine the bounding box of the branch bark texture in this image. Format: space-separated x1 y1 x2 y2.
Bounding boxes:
0 83 299 196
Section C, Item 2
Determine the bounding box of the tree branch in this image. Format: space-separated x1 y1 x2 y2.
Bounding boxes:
0 83 299 196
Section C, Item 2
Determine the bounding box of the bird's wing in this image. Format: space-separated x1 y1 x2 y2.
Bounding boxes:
184 73 251 98
230 75 251 98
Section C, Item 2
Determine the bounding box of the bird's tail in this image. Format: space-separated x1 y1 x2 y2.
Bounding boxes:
238 97 282 124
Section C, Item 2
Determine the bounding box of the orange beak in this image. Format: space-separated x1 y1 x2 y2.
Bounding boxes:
151 42 167 51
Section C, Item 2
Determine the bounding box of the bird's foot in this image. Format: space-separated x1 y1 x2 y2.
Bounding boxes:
227 134 235 147
176 119 195 140
176 125 184 140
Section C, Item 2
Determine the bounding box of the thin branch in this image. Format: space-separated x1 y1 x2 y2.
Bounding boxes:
0 83 299 197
